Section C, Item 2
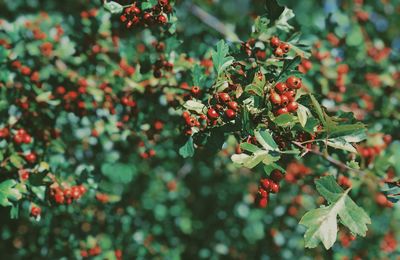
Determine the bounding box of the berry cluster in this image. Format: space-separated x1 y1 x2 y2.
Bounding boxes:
49 184 87 205
269 76 301 115
380 233 397 253
12 129 32 144
255 170 284 208
182 91 239 135
358 134 391 165
270 36 291 57
375 193 393 208
119 0 172 29
284 161 311 183
81 245 102 258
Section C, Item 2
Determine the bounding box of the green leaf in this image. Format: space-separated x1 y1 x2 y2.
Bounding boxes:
274 7 295 32
240 143 261 153
104 1 124 14
326 138 357 153
101 163 135 184
278 56 301 80
254 129 278 151
179 137 195 158
212 40 234 76
309 94 326 125
300 175 371 249
0 180 22 207
273 113 296 127
231 151 279 169
297 104 311 127
183 100 206 114
265 0 284 23
10 154 24 168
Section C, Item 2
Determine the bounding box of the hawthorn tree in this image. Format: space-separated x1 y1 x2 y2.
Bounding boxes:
0 0 399 258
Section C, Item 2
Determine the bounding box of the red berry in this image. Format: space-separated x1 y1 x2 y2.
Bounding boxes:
182 111 190 119
279 42 290 53
276 107 288 115
228 101 238 111
191 86 201 96
260 178 271 190
280 94 289 106
271 170 284 182
269 182 280 193
157 14 168 24
257 197 268 208
30 206 41 217
283 90 295 101
207 108 219 120
274 47 284 56
258 187 268 198
287 101 299 112
269 91 281 105
218 92 230 103
225 109 236 119
158 0 169 6
286 76 302 89
275 82 287 94
270 36 280 48
25 152 37 163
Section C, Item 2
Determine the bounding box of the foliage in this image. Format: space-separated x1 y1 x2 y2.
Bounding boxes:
0 0 399 259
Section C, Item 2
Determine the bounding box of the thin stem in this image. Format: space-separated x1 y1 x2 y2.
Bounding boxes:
292 141 366 176
187 3 240 42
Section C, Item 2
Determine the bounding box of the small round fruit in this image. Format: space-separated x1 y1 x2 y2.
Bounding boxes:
157 14 168 24
280 94 289 106
269 91 281 105
225 109 236 119
287 101 299 112
191 86 200 96
218 92 230 103
260 178 271 190
279 42 290 53
207 108 219 120
25 153 37 163
270 170 284 182
276 107 288 115
275 82 287 94
269 182 280 193
283 90 295 101
274 47 284 56
270 36 280 48
258 187 268 198
228 101 238 111
257 197 268 208
286 76 302 89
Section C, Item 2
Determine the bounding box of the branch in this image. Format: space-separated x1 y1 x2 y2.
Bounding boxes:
187 3 240 42
292 141 366 176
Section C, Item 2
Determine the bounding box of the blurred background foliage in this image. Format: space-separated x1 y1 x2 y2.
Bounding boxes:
0 0 399 259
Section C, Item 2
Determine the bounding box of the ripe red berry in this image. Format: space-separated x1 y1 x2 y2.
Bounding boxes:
276 107 288 115
279 42 290 53
269 182 280 193
275 82 287 94
207 108 219 120
287 101 299 112
258 187 268 198
182 111 190 119
191 86 201 96
270 36 280 48
270 170 284 182
228 101 238 111
283 90 295 101
218 92 230 103
25 152 37 163
260 178 271 190
30 206 41 218
269 91 281 105
157 14 168 24
286 76 302 89
225 109 236 119
257 197 268 208
274 47 284 56
158 0 169 6
280 94 289 106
